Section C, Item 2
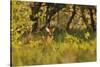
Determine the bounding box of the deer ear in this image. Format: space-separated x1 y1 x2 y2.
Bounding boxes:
52 27 55 32
46 27 50 33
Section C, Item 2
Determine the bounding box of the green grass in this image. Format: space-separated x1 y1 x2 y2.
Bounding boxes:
11 31 96 66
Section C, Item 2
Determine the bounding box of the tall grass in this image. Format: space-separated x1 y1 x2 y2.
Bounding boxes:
12 30 96 66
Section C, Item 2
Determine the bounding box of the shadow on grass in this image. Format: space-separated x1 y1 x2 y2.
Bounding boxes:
66 28 96 42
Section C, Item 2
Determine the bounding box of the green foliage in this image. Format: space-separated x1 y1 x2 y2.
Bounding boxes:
11 1 32 44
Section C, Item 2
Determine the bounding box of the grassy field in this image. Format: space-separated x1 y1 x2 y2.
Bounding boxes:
12 30 96 66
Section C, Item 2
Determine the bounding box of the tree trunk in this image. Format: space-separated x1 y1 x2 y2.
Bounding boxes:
88 7 96 32
66 5 76 30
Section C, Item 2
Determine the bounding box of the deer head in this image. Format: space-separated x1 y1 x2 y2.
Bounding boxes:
45 26 55 37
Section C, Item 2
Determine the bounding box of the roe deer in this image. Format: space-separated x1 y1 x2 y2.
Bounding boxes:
42 26 55 45
18 27 34 45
